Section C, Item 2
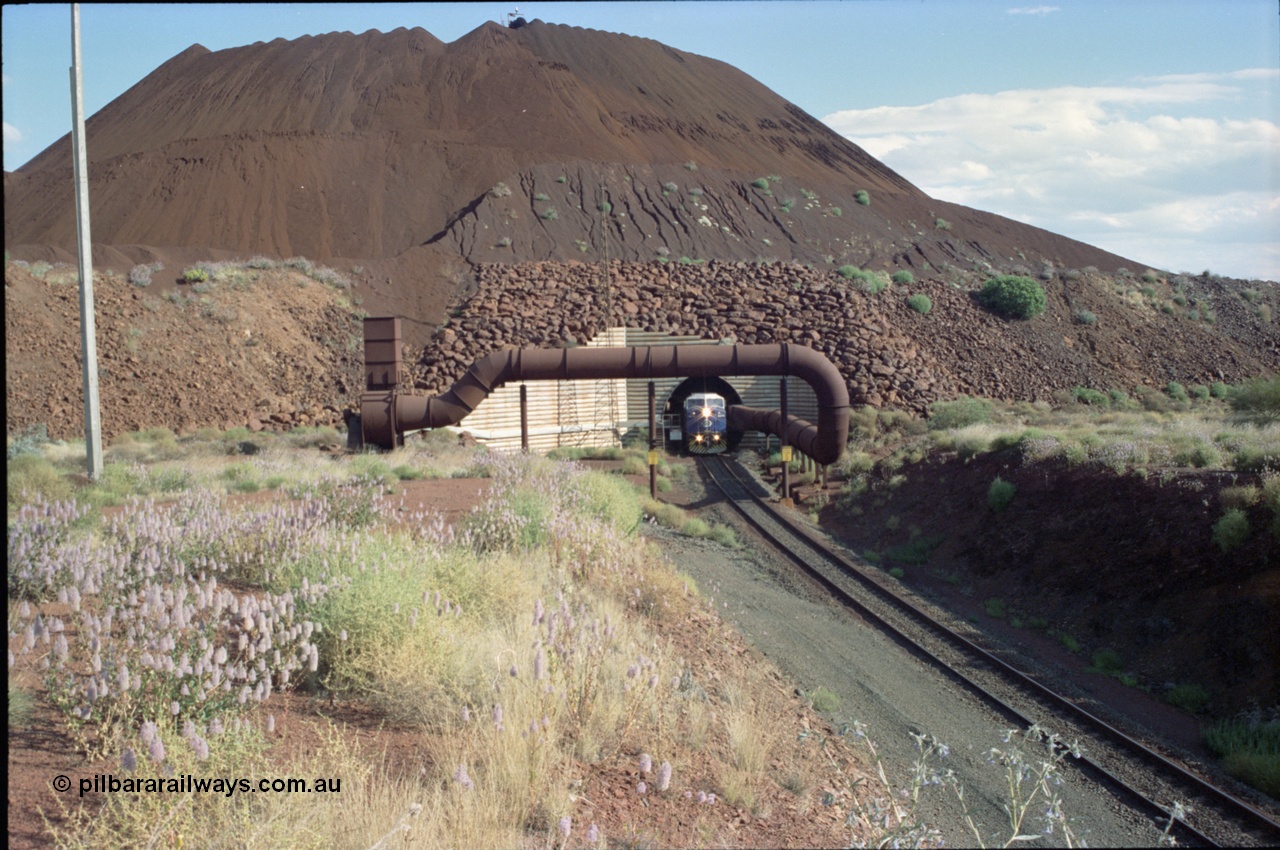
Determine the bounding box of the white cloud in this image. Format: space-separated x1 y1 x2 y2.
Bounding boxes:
1135 68 1280 85
3 122 22 143
823 74 1280 280
1007 6 1060 15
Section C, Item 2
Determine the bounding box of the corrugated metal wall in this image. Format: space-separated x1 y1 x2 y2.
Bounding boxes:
443 328 819 455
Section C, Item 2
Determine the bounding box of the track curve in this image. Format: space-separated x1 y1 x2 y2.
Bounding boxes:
699 453 1280 847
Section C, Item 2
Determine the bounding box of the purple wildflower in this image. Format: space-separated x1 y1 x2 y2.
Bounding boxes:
639 753 652 774
657 761 672 792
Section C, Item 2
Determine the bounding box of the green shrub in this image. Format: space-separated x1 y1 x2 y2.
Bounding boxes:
888 567 905 579
807 686 842 713
987 477 1016 512
1089 648 1124 675
1233 447 1279 474
829 206 842 217
1072 387 1110 406
1164 683 1210 714
707 523 736 547
892 270 915 285
883 536 942 566
858 273 889 295
854 189 871 206
392 464 424 481
7 423 51 459
1228 375 1280 427
1203 716 1280 799
1167 381 1189 402
1075 309 1098 325
935 217 951 231
1173 441 1223 468
9 684 34 728
929 396 994 431
597 201 612 213
984 598 1006 619
978 275 1046 319
181 267 209 284
576 471 643 534
540 207 559 221
1190 385 1211 401
7 453 74 505
1059 632 1082 653
1108 389 1131 407
682 517 710 537
906 294 932 315
1210 381 1231 399
751 178 770 190
533 192 550 202
1212 509 1250 551
1220 485 1260 510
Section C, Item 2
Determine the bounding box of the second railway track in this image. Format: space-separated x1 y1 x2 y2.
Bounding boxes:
698 453 1280 847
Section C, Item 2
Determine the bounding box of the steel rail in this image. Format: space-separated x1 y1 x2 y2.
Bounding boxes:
700 454 1280 847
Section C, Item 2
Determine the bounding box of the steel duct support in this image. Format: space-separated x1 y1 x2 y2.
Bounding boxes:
361 342 850 465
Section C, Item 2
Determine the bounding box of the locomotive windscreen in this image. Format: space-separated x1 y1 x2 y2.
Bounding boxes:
683 393 728 454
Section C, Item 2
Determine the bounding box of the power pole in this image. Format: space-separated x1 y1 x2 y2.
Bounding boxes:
71 4 103 479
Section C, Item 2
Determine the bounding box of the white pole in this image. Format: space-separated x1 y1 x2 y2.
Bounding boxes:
71 3 104 479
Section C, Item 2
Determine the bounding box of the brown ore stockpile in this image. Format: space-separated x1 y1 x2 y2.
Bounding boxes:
4 19 1279 711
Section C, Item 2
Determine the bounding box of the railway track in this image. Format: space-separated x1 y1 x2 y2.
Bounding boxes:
698 453 1280 847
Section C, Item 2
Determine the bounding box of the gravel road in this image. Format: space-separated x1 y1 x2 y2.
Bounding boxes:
643 461 1161 847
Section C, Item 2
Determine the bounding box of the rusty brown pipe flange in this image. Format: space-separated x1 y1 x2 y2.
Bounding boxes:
364 343 850 464
359 390 397 449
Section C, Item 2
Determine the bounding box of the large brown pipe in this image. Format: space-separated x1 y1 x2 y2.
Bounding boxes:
363 344 849 464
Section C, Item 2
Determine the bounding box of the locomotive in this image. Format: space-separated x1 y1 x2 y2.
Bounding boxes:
682 392 728 454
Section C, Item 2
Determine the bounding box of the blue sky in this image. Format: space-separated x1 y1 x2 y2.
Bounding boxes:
3 1 1277 280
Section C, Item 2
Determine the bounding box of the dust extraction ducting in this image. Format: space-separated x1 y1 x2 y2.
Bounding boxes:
360 318 849 465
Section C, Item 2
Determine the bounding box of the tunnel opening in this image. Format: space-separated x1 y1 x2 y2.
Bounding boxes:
664 375 745 451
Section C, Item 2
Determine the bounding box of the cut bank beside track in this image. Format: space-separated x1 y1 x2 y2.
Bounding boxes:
697 453 1280 847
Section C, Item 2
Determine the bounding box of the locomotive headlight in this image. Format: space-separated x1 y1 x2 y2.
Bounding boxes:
694 434 703 442
701 407 712 418
712 434 720 441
